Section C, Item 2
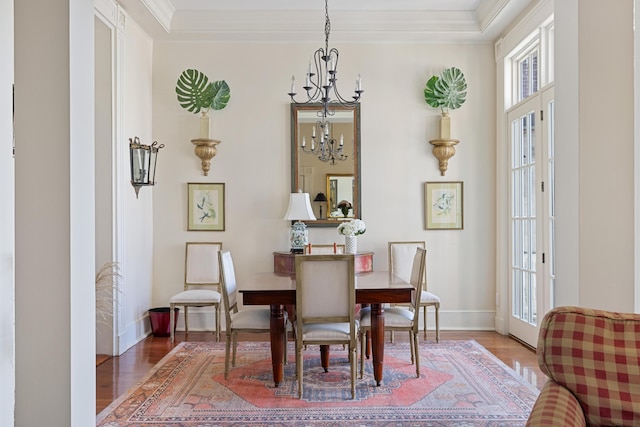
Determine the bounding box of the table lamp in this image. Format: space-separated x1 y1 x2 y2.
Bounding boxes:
283 190 316 253
313 192 328 219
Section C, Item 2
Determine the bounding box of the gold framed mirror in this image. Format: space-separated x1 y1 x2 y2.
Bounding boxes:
290 103 361 226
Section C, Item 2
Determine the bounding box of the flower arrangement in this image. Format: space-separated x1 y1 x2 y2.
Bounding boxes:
337 200 352 217
337 219 366 237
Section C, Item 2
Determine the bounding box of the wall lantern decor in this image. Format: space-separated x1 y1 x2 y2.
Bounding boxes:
424 67 467 176
175 68 231 176
129 137 164 198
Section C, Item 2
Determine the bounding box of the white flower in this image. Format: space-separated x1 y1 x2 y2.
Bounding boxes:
337 219 366 237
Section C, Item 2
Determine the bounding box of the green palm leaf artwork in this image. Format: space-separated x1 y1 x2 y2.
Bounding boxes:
424 67 467 113
176 69 231 114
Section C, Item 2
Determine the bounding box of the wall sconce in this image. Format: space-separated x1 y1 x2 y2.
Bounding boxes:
283 191 316 253
129 137 164 198
313 192 328 219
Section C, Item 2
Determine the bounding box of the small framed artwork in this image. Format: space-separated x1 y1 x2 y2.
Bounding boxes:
425 181 463 230
188 182 225 231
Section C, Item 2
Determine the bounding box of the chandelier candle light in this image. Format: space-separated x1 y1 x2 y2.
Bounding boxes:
288 0 363 122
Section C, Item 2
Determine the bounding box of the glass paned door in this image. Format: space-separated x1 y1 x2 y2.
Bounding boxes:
507 87 554 347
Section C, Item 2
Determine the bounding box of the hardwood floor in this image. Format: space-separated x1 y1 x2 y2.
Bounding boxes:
96 330 546 414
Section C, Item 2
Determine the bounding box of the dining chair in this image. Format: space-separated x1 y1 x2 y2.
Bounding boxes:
169 242 222 344
218 250 288 379
295 254 358 399
304 243 345 254
360 246 427 378
388 241 440 342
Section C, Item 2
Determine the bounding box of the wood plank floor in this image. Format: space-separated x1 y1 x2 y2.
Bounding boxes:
96 330 546 414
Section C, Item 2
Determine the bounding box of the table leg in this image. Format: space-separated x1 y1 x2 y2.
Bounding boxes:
370 303 385 386
269 304 286 387
320 345 330 372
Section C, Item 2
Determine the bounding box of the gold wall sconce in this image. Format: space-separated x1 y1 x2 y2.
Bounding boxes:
191 114 221 176
423 67 466 176
429 112 459 176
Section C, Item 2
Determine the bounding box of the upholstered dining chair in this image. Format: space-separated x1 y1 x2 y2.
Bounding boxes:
218 250 288 379
295 254 358 399
304 243 345 254
360 247 426 379
389 241 440 342
170 242 222 344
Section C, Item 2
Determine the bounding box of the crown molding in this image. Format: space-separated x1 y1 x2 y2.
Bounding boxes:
118 0 539 43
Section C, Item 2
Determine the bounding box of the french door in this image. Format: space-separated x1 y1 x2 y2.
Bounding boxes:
507 87 554 347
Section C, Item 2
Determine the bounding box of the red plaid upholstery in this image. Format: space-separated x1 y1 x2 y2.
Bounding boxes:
527 306 640 426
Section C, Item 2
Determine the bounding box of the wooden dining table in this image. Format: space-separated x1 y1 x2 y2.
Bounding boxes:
240 270 414 387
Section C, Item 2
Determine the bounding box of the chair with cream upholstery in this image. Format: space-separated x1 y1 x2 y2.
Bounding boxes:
170 242 222 344
389 241 440 342
218 250 288 379
295 254 358 399
304 244 345 254
360 247 427 378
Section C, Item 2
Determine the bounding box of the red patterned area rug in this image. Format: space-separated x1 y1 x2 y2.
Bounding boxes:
97 340 539 426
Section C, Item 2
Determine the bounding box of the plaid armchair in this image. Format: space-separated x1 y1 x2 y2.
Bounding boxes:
526 306 640 426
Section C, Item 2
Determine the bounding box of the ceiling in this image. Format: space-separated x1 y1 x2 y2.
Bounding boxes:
116 0 537 43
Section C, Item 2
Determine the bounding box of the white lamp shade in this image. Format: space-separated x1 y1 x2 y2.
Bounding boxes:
283 192 317 221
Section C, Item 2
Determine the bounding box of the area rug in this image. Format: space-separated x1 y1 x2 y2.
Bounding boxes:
97 340 539 426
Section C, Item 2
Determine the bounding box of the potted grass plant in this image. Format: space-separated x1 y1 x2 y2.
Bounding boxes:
176 68 231 175
423 67 467 175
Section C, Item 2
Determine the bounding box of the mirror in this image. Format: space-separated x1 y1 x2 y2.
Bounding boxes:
291 103 361 226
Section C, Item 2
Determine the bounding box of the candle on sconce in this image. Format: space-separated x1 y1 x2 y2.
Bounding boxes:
339 134 344 147
290 75 296 94
199 113 210 139
302 136 306 147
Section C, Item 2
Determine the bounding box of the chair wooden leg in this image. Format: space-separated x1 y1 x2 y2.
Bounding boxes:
297 344 303 398
413 333 420 377
170 303 176 343
184 307 189 335
435 305 440 343
350 345 356 399
283 330 288 365
359 331 365 378
423 306 428 340
215 304 221 342
224 333 231 379
409 331 415 364
232 334 238 366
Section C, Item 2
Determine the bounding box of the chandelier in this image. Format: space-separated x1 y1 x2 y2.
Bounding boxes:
288 0 363 121
301 120 347 165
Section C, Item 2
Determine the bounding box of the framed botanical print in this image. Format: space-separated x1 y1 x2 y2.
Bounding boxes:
424 181 463 230
187 183 225 231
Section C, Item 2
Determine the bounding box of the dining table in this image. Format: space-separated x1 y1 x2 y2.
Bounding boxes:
240 270 414 387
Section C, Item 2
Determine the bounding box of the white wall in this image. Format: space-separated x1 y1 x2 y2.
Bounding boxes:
0 0 14 425
119 14 157 351
555 0 636 311
152 41 497 330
